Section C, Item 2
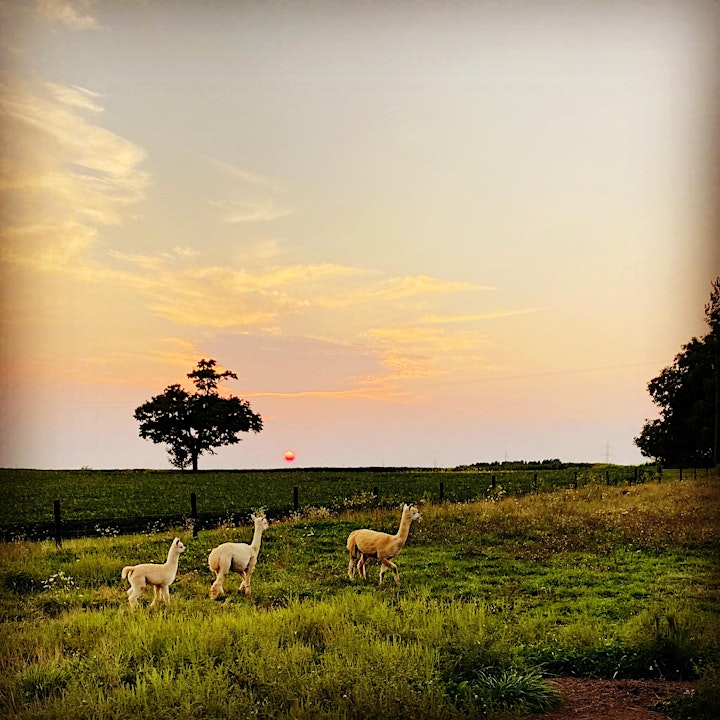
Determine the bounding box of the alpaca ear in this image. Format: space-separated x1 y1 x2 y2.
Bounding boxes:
250 513 256 522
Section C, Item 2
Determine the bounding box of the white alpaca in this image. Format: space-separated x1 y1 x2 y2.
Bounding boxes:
121 537 186 609
347 503 421 586
208 513 269 599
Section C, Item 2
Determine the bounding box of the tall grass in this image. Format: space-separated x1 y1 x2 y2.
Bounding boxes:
0 475 717 719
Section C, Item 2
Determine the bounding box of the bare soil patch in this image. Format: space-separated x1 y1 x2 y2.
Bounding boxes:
528 678 695 720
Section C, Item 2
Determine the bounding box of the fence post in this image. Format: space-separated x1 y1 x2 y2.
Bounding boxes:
573 471 578 490
679 467 683 482
634 466 638 484
54 500 62 548
533 473 538 494
605 469 610 486
439 481 444 503
190 492 198 537
373 486 379 505
293 486 299 512
491 475 496 490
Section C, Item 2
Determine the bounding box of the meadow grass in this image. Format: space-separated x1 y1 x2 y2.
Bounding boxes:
0 475 717 719
0 465 654 532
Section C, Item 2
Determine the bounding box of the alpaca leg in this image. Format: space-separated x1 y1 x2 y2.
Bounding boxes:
127 583 143 609
210 572 226 599
348 555 356 580
361 556 368 579
150 586 160 607
160 586 171 605
357 556 367 580
239 571 252 596
379 559 398 586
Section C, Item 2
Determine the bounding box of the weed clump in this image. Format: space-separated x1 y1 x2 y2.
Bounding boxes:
444 667 561 715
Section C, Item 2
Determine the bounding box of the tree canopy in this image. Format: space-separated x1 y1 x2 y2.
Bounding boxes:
134 359 263 471
634 278 720 467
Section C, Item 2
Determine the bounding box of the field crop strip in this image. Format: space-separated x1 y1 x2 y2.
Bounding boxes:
0 465 657 540
0 475 718 720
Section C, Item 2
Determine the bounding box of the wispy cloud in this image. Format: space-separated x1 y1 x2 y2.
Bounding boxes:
0 77 522 401
46 82 103 112
381 275 492 299
367 326 488 352
313 274 490 311
204 157 292 224
0 75 148 270
246 386 400 401
420 307 547 324
35 0 100 30
209 198 291 224
94 257 370 330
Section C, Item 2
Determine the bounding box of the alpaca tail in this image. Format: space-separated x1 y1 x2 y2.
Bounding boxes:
121 566 134 581
208 548 219 574
347 531 360 558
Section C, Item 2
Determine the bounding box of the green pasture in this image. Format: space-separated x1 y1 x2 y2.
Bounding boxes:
0 475 718 719
0 465 659 538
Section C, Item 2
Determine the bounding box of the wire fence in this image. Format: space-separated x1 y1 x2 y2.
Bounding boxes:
1 465 712 545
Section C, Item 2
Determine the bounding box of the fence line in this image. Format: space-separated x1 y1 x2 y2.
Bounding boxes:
4 465 709 546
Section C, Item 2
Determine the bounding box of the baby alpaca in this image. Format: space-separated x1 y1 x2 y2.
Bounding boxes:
121 537 186 609
347 503 421 586
208 513 269 599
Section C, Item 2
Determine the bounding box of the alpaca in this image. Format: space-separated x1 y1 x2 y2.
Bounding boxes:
208 513 269 599
347 503 421 586
121 537 186 609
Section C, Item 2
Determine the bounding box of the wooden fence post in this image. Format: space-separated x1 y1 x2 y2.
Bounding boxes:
533 473 538 494
573 471 578 490
190 492 198 537
679 467 683 481
293 486 299 512
54 500 62 548
439 481 444 502
491 475 496 490
605 469 610 486
373 486 379 505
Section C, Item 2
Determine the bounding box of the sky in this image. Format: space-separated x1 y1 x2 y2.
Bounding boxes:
1 0 718 470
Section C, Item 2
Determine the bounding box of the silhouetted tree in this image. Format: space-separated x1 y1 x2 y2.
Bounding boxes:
635 278 720 466
134 359 262 471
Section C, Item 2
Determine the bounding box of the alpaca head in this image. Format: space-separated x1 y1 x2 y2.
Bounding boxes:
403 504 422 522
250 513 269 531
172 538 186 554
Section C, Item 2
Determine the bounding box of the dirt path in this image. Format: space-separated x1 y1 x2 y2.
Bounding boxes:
528 678 695 720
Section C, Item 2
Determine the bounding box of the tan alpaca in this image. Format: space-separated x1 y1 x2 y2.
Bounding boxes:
121 537 186 609
208 513 269 599
347 503 421 586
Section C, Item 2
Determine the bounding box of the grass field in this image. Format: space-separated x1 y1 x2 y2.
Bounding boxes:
0 464 659 538
1 473 718 719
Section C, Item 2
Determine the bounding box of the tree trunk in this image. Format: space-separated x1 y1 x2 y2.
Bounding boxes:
191 452 199 472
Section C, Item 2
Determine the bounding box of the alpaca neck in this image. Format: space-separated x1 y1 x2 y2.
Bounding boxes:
251 525 265 552
394 510 413 545
166 547 181 568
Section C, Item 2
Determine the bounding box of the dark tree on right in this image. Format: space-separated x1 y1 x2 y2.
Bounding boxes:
635 277 720 467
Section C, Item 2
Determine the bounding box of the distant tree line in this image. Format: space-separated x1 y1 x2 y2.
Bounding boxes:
457 460 595 471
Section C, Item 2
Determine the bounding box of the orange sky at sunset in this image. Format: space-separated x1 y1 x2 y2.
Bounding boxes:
1 0 718 469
